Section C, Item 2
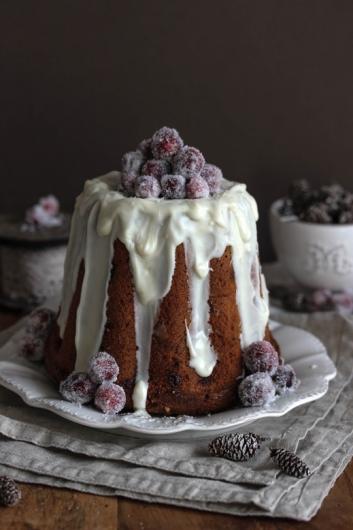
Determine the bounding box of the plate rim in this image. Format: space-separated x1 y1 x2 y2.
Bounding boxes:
0 322 337 436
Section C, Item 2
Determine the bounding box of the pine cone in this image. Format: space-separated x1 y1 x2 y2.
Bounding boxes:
270 448 311 478
0 476 21 506
208 433 267 462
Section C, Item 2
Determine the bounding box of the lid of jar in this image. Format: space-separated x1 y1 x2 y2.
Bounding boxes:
0 214 71 248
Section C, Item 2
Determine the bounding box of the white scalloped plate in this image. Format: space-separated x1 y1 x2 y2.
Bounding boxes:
0 320 336 438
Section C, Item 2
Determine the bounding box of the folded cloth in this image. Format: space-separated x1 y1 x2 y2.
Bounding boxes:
0 306 352 520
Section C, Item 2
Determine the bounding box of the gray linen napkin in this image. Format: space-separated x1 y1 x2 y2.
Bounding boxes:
0 308 352 520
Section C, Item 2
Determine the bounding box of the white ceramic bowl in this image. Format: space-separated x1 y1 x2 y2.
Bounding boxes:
270 199 353 290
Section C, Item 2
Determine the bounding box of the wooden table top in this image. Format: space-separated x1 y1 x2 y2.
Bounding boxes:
0 309 352 530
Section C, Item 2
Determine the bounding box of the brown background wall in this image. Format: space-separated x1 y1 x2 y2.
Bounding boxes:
1 0 353 261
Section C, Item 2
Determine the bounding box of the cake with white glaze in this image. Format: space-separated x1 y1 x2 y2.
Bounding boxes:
45 128 276 416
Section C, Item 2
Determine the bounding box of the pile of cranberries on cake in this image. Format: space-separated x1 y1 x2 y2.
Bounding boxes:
238 340 298 407
118 126 223 199
59 352 126 415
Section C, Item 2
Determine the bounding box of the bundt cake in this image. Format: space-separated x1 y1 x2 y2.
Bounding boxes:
45 128 274 416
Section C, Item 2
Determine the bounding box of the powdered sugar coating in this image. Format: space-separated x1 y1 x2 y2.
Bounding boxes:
174 146 205 178
238 373 276 407
26 308 55 338
161 174 186 199
88 351 119 384
243 340 279 375
201 164 223 194
94 382 126 414
151 127 183 160
118 128 226 200
137 138 152 158
121 150 144 176
141 159 171 179
25 195 62 227
272 364 298 395
20 308 55 362
59 372 97 404
186 175 210 199
19 334 46 362
40 195 60 217
135 175 161 198
331 291 353 315
121 172 137 196
310 289 332 309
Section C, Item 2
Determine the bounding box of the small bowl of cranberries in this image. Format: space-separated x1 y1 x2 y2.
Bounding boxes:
270 180 353 290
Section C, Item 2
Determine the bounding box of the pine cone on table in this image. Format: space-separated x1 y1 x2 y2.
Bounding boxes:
208 433 267 462
270 448 311 478
0 476 21 506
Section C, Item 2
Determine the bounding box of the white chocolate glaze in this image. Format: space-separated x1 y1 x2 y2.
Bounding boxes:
132 297 159 410
57 171 269 411
184 240 217 377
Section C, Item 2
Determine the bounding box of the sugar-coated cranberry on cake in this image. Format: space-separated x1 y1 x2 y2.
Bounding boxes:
45 126 282 416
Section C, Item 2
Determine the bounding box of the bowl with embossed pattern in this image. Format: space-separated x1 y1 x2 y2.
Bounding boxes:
270 199 353 290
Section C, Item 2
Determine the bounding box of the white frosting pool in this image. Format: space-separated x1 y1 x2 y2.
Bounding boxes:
57 172 269 411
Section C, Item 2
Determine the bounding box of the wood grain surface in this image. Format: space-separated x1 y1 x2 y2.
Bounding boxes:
0 310 352 529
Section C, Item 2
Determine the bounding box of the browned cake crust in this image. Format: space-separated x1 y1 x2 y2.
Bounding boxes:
147 244 192 414
45 239 276 416
100 239 137 410
147 245 243 415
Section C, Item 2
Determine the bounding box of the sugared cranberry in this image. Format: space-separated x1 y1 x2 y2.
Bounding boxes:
151 127 183 160
26 205 58 227
137 137 152 158
19 334 45 362
94 382 126 414
135 175 161 198
26 308 55 338
272 364 298 395
331 291 353 315
311 289 332 306
121 150 144 176
200 164 223 194
39 195 60 216
141 159 170 179
88 351 119 384
59 372 97 405
309 289 334 311
300 203 332 224
238 373 276 407
121 172 137 196
173 146 205 178
161 174 186 199
243 340 279 375
186 175 210 199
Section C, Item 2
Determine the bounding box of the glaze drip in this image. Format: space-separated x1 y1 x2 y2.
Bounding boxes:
132 296 159 410
185 240 217 377
57 171 269 411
